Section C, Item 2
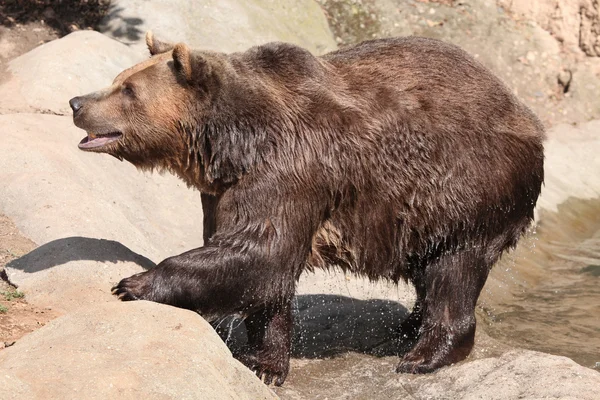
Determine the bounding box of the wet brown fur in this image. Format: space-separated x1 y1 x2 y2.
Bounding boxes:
70 33 544 386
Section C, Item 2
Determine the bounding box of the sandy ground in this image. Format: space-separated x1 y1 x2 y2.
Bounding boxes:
0 214 59 349
0 0 109 82
0 22 56 83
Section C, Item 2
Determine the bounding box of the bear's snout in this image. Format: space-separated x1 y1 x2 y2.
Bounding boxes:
69 96 84 114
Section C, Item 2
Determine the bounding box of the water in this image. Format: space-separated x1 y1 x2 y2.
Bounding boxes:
479 198 600 369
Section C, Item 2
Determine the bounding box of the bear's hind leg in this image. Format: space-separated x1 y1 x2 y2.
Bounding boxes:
239 302 293 386
396 247 491 373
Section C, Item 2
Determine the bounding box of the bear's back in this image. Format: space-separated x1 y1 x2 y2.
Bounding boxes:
321 36 544 142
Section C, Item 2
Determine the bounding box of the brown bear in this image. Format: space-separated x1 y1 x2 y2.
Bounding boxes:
70 31 544 386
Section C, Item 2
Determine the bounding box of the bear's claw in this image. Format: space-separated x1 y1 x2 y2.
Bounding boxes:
238 353 289 386
396 358 437 374
111 284 139 301
112 271 154 302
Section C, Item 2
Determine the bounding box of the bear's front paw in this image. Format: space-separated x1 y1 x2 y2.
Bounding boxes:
112 270 155 301
396 356 437 374
238 351 290 386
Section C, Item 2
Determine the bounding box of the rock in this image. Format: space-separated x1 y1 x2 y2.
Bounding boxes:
100 0 337 55
564 64 600 120
536 119 600 213
0 301 278 400
0 114 204 262
0 31 143 115
4 238 154 313
557 69 572 90
498 0 600 57
579 1 600 57
275 349 600 399
407 350 600 400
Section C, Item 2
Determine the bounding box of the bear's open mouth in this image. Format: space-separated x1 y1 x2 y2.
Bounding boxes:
78 131 123 150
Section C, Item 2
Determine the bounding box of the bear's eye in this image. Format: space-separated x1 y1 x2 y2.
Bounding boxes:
121 84 135 98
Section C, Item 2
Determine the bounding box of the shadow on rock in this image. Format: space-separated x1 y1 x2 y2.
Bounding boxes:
6 236 156 274
98 5 144 42
0 0 110 35
215 294 410 359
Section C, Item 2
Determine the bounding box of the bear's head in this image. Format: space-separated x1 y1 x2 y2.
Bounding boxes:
70 32 235 179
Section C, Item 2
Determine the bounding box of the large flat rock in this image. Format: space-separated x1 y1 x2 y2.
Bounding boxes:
100 0 337 55
0 301 277 400
4 238 153 314
0 31 143 115
276 348 600 399
408 349 600 400
0 114 204 263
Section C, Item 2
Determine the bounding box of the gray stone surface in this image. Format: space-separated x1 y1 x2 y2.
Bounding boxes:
498 0 600 57
276 348 600 399
408 350 600 400
0 301 278 400
100 0 337 55
0 114 204 263
0 31 143 115
4 238 153 313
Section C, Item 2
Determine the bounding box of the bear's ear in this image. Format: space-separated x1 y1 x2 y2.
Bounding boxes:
172 43 213 88
146 31 175 56
173 43 193 81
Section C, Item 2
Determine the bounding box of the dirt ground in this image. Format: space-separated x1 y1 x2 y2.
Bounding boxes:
0 0 109 82
0 214 60 349
0 1 109 349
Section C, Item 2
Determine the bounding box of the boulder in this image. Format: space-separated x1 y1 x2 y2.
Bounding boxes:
275 349 600 399
407 350 600 400
4 238 154 313
0 114 204 262
0 31 143 115
0 301 278 400
100 0 337 55
498 0 600 56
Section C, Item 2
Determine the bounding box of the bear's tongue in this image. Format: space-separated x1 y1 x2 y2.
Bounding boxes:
78 132 122 149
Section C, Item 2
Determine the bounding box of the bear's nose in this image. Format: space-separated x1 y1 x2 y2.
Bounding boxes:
69 97 84 114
